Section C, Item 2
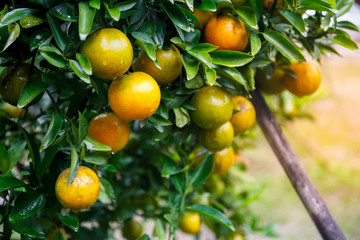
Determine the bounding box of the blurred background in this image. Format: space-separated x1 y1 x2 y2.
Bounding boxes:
244 3 360 240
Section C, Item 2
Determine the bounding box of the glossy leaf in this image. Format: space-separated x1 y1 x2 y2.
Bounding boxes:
204 64 216 86
332 34 359 50
69 60 90 84
78 2 96 41
263 30 306 62
7 141 26 175
188 51 212 68
173 107 190 128
190 43 218 53
0 8 37 27
213 65 248 88
182 54 200 80
161 154 183 176
187 204 235 231
280 10 306 36
2 23 20 52
135 40 157 61
0 142 9 173
78 111 89 143
189 153 214 186
298 3 335 13
49 3 77 22
9 217 46 239
251 31 261 55
46 13 69 52
68 144 79 185
100 177 115 200
29 29 52 51
0 176 26 192
22 128 41 173
104 3 121 21
40 112 63 152
337 21 359 31
18 76 46 108
132 31 155 45
161 1 191 32
89 0 101 9
83 135 112 151
185 74 204 89
57 213 79 232
40 51 66 68
19 15 44 28
76 53 92 75
235 7 258 30
9 192 46 221
39 145 60 178
210 50 254 67
335 0 354 17
84 152 108 165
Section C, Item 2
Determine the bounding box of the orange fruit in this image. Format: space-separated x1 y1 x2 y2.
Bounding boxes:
226 233 246 240
80 28 133 80
213 146 235 175
55 166 100 212
88 113 130 153
0 63 42 106
256 68 286 95
122 220 143 240
204 14 248 51
108 72 161 121
190 86 233 129
0 102 26 119
179 211 201 234
198 121 234 152
230 96 256 135
205 175 225 195
284 62 321 97
193 9 215 29
132 45 182 85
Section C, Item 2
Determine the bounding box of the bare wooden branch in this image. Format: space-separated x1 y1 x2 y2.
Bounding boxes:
251 89 346 240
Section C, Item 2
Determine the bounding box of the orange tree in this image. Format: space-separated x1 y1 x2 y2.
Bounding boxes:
0 0 358 239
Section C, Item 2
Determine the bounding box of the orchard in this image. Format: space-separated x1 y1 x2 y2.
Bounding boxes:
0 0 358 239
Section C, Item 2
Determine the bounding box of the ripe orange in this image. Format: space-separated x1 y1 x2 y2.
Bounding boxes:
80 28 133 80
213 146 235 175
88 113 130 153
190 86 233 129
122 220 143 240
198 121 234 152
204 14 248 51
0 63 42 106
230 96 256 136
179 211 201 234
132 45 182 85
108 72 161 121
284 62 321 97
192 9 215 29
256 68 286 95
0 102 26 119
55 166 100 212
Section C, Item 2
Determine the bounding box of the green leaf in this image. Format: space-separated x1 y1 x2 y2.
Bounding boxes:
332 34 359 50
0 176 25 192
83 135 112 151
40 51 66 68
78 2 96 41
100 177 115 200
7 141 26 175
139 235 151 240
204 64 216 86
336 0 354 17
9 192 46 221
279 10 306 36
337 21 359 32
69 59 90 84
46 12 69 52
0 8 37 27
39 145 60 178
135 40 157 61
149 114 172 126
210 50 253 67
263 30 305 62
84 152 108 165
19 15 44 28
18 76 46 108
49 3 77 22
251 31 261 55
104 3 121 21
154 219 167 240
190 43 218 53
173 107 190 128
68 144 79 185
213 65 248 88
132 32 155 45
29 29 52 51
185 74 204 89
57 213 79 232
2 23 20 52
0 142 9 174
78 111 89 143
195 0 217 10
9 217 46 239
89 0 101 9
161 154 183 176
75 53 92 75
187 204 235 231
22 128 41 173
235 7 258 30
189 153 214 186
161 1 191 32
298 3 335 13
188 51 212 68
182 55 200 80
40 112 63 152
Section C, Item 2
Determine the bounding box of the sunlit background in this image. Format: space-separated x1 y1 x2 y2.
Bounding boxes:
244 4 360 240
